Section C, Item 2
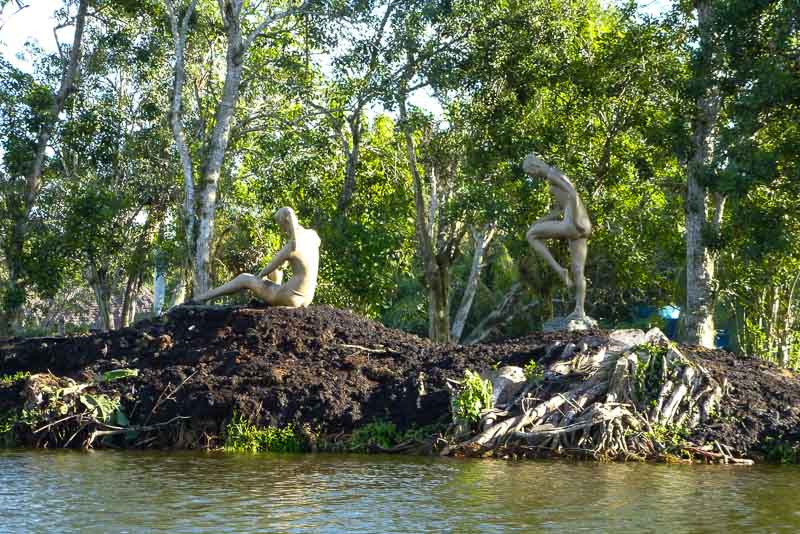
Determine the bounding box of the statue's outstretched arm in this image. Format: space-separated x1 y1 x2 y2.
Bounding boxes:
257 241 293 278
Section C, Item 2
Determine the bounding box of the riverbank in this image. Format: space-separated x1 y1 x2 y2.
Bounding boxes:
1 305 798 462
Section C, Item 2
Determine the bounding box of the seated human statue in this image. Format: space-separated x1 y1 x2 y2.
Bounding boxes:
195 207 321 307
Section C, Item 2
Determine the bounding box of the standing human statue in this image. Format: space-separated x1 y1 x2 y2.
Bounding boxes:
523 154 595 324
195 207 321 307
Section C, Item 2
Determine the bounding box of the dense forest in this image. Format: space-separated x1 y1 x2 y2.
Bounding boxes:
0 0 797 366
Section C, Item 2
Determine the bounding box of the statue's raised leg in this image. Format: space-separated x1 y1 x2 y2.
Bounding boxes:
526 221 574 287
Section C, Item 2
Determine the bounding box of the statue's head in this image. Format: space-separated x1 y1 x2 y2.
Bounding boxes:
273 207 298 235
522 153 547 177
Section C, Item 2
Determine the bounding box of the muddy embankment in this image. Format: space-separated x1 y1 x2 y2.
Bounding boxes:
1 305 798 463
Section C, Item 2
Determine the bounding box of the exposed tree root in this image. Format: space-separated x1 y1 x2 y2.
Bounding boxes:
444 328 750 463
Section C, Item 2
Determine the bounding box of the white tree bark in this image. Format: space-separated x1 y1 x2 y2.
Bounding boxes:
164 0 310 296
398 91 446 342
399 78 473 343
165 0 199 291
153 266 166 315
194 0 245 295
685 0 723 348
451 224 496 342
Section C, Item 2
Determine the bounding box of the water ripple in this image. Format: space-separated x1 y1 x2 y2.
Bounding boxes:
1 450 799 533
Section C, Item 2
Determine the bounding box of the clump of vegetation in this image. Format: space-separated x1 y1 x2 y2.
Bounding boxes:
6 369 140 448
0 372 30 386
348 420 442 452
223 414 307 453
523 360 544 382
763 437 800 464
633 343 669 404
0 410 18 447
647 423 691 450
350 420 400 451
452 370 493 424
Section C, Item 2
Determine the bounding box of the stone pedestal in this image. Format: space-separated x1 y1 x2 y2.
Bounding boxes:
542 314 599 333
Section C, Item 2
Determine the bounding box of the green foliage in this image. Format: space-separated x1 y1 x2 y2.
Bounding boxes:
523 360 543 382
0 409 17 447
99 369 139 383
0 371 29 386
18 407 46 428
223 415 306 454
78 393 120 423
647 422 690 450
20 369 135 433
763 437 800 465
0 0 796 374
452 370 493 424
633 343 669 404
349 420 441 452
350 420 400 451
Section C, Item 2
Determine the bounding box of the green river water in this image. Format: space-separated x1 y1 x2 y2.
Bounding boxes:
1 449 799 533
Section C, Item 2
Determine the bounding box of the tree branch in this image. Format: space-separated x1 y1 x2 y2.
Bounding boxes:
242 0 311 51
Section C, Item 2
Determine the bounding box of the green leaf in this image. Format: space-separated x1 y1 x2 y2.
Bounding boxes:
114 407 130 428
100 369 139 383
79 393 119 422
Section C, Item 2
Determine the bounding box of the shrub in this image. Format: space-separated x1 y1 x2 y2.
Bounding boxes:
223 415 306 453
453 370 493 424
350 420 400 451
523 360 543 381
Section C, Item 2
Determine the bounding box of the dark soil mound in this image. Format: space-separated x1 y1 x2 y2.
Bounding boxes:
0 305 548 436
1 305 798 459
690 347 800 455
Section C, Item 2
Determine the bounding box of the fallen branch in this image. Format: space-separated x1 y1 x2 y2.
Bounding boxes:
145 370 197 425
33 413 81 434
86 416 191 448
336 343 398 354
683 444 754 465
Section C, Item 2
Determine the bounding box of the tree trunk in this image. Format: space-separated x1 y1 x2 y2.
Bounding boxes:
781 272 800 367
685 175 718 348
120 277 139 328
398 86 452 343
0 273 23 337
120 211 158 327
336 116 362 214
25 0 88 208
684 0 722 348
172 276 187 307
428 261 451 343
87 263 113 331
192 3 245 296
153 245 167 315
165 1 198 295
166 0 305 296
120 270 145 328
451 224 496 342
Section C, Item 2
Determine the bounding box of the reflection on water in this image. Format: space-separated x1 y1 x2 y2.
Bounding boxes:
1 449 799 533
